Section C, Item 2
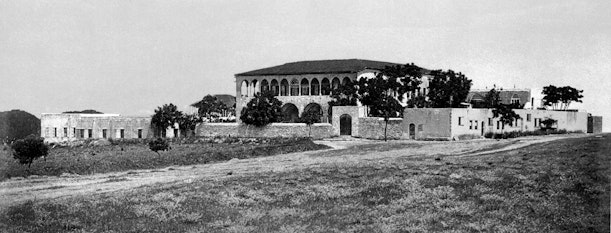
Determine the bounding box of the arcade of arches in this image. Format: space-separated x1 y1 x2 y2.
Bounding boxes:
238 76 353 97
237 76 353 123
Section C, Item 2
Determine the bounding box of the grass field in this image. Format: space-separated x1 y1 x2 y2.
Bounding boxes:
0 134 609 232
0 137 329 180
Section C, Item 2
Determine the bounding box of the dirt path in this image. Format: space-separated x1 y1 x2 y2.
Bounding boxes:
0 134 586 208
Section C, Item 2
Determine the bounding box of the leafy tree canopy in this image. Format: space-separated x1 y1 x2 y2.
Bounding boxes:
191 95 228 120
176 113 202 137
427 70 472 108
240 91 283 127
11 135 48 167
542 85 583 110
151 103 182 136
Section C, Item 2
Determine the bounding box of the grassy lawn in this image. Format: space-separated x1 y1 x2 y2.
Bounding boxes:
0 137 329 180
1 134 609 232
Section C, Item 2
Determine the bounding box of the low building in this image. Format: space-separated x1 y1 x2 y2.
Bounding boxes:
40 113 171 143
403 108 588 140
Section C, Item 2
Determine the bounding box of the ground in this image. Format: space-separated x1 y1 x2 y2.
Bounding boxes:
0 134 609 232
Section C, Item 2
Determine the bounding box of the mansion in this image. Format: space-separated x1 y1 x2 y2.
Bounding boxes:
234 59 432 123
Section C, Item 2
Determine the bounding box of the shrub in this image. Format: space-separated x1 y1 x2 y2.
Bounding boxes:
148 138 169 154
11 135 49 167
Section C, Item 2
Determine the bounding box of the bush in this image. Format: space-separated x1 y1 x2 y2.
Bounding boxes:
11 135 49 167
148 138 169 154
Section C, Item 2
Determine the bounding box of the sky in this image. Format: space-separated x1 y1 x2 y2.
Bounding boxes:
1 0 610 131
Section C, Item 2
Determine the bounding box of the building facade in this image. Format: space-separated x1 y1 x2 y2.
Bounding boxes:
234 59 431 123
403 108 589 140
40 113 180 143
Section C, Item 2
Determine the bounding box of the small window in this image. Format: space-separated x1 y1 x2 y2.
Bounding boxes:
138 129 143 139
173 129 179 138
79 129 85 139
458 117 463 126
474 120 478 130
418 124 423 132
54 128 57 137
102 129 107 139
120 129 125 139
527 114 532 122
64 128 68 137
88 129 93 138
497 121 500 130
73 128 76 137
488 118 493 126
469 120 473 130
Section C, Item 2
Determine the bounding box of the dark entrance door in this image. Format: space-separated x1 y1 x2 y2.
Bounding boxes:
409 123 416 139
481 122 485 136
340 114 352 135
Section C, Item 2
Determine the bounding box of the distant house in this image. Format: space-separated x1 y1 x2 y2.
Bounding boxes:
466 88 532 108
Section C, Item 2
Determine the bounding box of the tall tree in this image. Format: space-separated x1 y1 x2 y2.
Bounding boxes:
240 91 283 127
542 85 583 110
357 74 404 141
151 103 182 137
176 113 202 137
191 95 228 121
483 87 501 108
427 70 472 108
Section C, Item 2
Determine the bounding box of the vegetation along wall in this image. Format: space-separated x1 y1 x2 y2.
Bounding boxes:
196 123 333 139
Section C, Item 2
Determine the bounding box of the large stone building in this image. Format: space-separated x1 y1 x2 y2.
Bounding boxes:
234 59 432 123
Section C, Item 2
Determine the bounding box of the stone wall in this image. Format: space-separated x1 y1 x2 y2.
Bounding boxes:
357 117 403 140
196 123 333 139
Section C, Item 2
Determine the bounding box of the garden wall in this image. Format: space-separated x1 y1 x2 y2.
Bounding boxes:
196 123 333 139
357 117 403 140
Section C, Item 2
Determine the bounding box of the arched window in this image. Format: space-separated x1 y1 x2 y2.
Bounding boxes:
290 78 299 96
261 79 269 93
321 78 331 95
280 79 289 96
303 103 323 123
300 79 309 96
342 77 351 86
331 77 340 90
311 78 320 95
270 79 279 96
251 79 258 95
240 80 249 97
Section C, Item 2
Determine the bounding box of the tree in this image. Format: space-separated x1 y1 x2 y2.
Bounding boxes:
327 81 359 122
11 135 48 168
240 91 283 127
300 110 320 138
492 104 521 132
148 137 169 155
540 118 557 130
427 70 472 108
177 113 202 137
151 103 182 137
482 87 501 108
192 95 228 122
542 85 583 110
357 74 404 141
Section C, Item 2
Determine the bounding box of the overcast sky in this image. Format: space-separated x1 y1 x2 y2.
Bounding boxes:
1 0 610 131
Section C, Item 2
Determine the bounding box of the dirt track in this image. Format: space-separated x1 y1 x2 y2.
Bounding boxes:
0 134 586 208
